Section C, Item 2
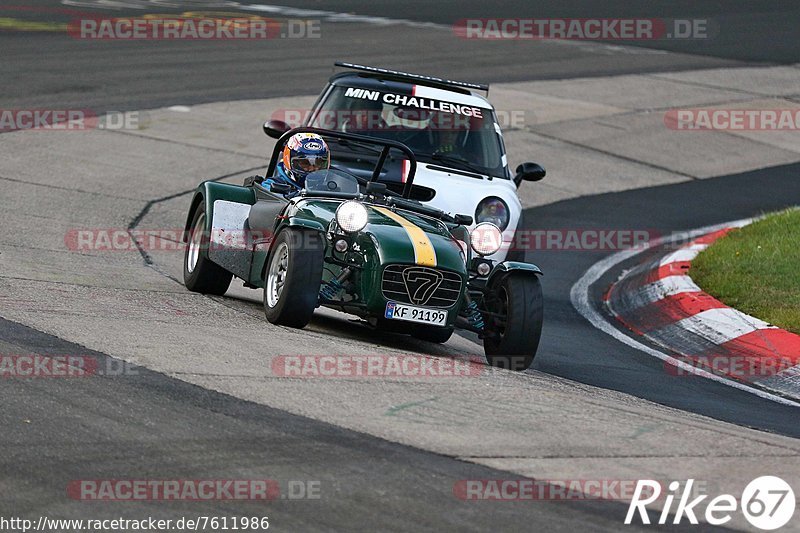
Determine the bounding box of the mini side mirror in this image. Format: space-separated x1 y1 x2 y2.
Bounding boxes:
263 120 290 139
514 162 546 187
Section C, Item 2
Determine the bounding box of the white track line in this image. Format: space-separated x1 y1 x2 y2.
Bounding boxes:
570 217 800 408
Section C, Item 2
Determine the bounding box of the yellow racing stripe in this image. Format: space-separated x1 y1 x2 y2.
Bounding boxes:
372 206 437 267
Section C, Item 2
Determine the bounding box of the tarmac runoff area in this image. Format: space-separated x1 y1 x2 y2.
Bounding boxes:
1 64 800 529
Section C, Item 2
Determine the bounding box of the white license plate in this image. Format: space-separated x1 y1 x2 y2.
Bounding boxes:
385 301 447 326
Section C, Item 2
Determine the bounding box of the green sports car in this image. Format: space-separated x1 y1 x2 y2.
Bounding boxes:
182 127 543 370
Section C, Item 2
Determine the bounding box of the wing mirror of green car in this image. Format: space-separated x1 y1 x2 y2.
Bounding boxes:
366 182 388 196
454 214 473 226
269 182 293 195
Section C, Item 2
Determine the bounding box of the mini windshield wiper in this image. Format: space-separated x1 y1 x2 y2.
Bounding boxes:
428 151 488 176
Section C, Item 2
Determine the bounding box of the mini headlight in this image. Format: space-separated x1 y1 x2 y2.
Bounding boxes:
335 201 369 233
470 222 503 256
475 197 510 231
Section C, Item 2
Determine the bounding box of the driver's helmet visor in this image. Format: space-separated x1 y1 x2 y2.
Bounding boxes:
292 154 330 174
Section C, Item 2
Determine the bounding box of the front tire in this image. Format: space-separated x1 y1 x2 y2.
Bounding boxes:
184 203 233 295
263 228 324 328
482 274 543 371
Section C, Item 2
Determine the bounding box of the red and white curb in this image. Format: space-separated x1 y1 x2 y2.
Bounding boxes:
571 219 800 407
606 223 800 401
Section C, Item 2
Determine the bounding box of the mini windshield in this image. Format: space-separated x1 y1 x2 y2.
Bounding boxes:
304 168 360 194
310 86 509 178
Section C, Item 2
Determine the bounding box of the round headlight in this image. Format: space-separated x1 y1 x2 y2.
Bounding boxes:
475 197 510 231
335 201 369 233
470 222 503 256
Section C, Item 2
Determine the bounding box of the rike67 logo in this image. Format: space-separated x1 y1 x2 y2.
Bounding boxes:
626 476 795 530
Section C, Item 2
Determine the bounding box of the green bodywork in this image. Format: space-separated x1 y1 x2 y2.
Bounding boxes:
185 180 469 325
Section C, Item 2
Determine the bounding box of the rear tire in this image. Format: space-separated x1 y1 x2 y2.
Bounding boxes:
184 203 233 295
263 228 324 328
483 274 543 371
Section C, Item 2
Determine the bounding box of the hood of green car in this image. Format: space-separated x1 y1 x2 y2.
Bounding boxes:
292 198 466 274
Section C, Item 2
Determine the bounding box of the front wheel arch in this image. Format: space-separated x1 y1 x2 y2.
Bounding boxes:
183 192 205 243
183 202 233 295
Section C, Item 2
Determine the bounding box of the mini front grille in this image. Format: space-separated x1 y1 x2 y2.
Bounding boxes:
381 264 462 308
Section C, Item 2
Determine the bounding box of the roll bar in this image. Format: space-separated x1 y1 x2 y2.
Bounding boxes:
266 126 418 199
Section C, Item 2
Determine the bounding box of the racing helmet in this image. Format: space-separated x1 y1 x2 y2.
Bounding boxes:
281 133 331 187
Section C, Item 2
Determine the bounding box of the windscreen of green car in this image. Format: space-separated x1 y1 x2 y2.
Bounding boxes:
304 168 360 194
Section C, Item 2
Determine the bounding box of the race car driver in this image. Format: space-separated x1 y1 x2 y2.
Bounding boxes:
264 132 331 195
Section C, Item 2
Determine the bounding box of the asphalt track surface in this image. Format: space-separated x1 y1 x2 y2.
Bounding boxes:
0 0 768 112
3 319 678 531
265 0 800 63
2 1 800 530
528 164 800 437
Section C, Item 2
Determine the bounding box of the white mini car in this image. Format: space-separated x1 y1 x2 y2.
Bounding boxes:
264 62 546 262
